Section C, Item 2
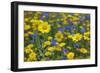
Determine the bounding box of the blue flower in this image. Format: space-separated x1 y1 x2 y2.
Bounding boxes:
43 13 49 17
67 20 73 25
63 49 68 53
80 28 85 33
73 43 78 48
51 40 57 46
40 17 44 20
58 28 64 32
65 26 71 30
86 15 90 20
30 34 37 38
71 25 76 29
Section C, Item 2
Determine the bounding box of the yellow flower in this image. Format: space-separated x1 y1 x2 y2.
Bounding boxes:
45 51 51 56
24 33 29 37
47 47 55 52
66 52 75 60
55 31 64 42
45 41 51 45
80 48 88 54
72 16 79 21
72 33 82 42
24 44 34 54
27 44 34 48
38 22 51 33
74 13 80 16
24 48 33 54
68 35 72 39
83 31 90 41
28 31 34 35
32 20 43 30
66 46 72 50
48 36 53 40
24 18 29 22
24 24 31 31
42 41 51 48
73 21 79 25
55 46 62 51
28 52 37 61
58 43 66 47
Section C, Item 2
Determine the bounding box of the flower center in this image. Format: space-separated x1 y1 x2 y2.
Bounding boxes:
42 26 47 30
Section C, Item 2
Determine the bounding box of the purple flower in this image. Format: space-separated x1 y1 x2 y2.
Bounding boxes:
63 49 68 53
30 34 37 38
51 40 57 46
71 25 76 29
40 17 44 20
65 26 71 30
43 13 49 17
80 28 85 33
67 20 73 25
86 15 90 20
73 43 78 48
58 28 64 32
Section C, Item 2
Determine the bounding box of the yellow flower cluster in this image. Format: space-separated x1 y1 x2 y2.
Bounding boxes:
24 44 37 61
69 33 82 42
84 31 90 41
31 20 51 33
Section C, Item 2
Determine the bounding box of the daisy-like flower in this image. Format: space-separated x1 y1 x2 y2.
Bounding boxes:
55 31 64 42
47 47 55 52
32 20 43 30
72 33 82 42
83 31 90 41
65 52 75 60
28 52 37 61
79 48 88 54
24 24 31 31
38 22 51 33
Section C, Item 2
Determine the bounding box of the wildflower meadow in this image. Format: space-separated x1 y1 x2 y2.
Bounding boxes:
24 11 90 62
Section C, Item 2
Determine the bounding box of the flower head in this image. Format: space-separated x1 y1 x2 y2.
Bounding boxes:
83 31 90 41
65 52 75 60
45 51 51 56
67 20 73 25
71 25 76 29
51 40 57 46
73 43 78 48
43 13 49 17
63 49 68 53
65 26 71 30
58 28 64 32
55 31 64 42
32 20 43 30
28 52 37 61
48 36 53 40
58 42 66 47
55 46 62 51
80 28 85 33
30 34 37 38
79 48 88 54
47 47 55 52
72 33 82 42
24 24 31 31
38 22 51 33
